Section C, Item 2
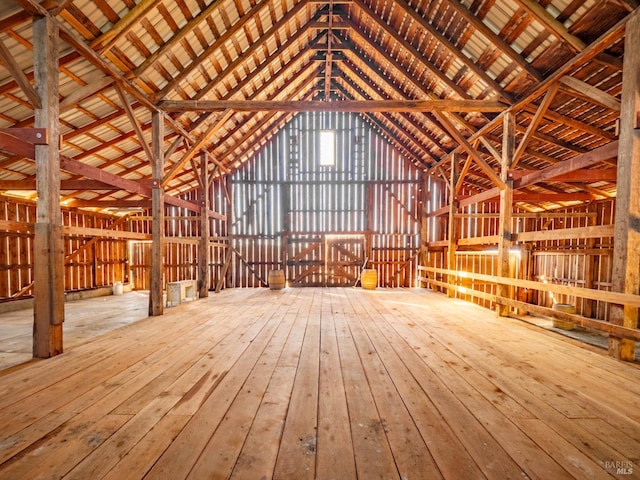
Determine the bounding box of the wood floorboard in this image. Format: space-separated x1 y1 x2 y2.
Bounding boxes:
1 287 639 479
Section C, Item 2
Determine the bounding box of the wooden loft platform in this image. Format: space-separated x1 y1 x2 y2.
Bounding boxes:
0 288 639 479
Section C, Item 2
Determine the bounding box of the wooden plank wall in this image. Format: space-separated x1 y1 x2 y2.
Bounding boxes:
128 177 230 292
0 198 34 299
531 201 615 320
231 112 422 288
424 192 618 322
0 197 129 300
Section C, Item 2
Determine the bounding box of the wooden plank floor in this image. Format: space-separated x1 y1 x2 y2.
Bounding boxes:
0 291 150 371
0 287 639 479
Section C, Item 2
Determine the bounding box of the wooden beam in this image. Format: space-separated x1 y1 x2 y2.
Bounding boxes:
497 112 515 316
392 0 513 103
162 109 233 188
513 224 614 242
58 155 211 214
514 0 586 52
0 130 36 158
447 154 460 298
59 75 113 112
0 37 41 108
440 0 543 82
512 83 559 168
198 152 209 299
152 0 285 101
419 265 640 308
114 83 154 164
509 168 617 183
13 0 49 16
434 111 506 189
32 14 63 358
149 111 164 317
455 154 474 194
512 141 619 189
66 199 151 208
610 9 640 361
0 179 115 190
425 14 628 177
90 0 157 52
559 76 621 111
0 127 47 144
513 192 599 203
159 99 507 113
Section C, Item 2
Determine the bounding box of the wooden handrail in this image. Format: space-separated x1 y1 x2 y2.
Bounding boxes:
417 265 640 308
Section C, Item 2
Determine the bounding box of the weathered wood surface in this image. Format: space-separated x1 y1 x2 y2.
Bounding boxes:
0 288 639 479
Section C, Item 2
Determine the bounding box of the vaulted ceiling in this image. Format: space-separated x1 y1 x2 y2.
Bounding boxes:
0 0 635 213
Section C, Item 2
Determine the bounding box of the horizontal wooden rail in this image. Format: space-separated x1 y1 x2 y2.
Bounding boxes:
497 297 640 342
418 269 640 342
418 265 640 308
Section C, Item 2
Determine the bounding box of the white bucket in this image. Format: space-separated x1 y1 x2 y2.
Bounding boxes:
113 281 124 295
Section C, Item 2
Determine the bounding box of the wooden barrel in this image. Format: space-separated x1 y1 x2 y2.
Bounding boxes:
552 303 576 330
268 269 285 290
361 269 378 290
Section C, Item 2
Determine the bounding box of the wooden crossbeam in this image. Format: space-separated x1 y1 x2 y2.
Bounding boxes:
159 99 506 113
508 168 617 183
559 76 621 111
0 37 41 108
114 83 155 164
512 83 559 169
514 0 586 52
434 111 506 189
161 109 233 187
0 179 116 190
0 130 36 157
512 141 619 189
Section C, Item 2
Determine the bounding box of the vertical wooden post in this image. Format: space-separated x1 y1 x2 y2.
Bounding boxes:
447 155 460 298
610 10 640 361
419 172 429 286
281 179 290 275
497 111 515 316
148 111 164 316
365 183 375 266
198 152 209 298
225 174 234 288
33 14 64 358
583 202 598 318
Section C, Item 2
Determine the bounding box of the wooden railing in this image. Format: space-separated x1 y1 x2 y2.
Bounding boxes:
417 265 640 342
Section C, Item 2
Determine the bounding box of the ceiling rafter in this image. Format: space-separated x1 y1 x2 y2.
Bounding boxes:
390 0 513 104
153 0 311 102
0 0 631 212
334 73 438 166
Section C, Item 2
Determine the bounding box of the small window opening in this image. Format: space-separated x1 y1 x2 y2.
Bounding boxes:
319 130 335 166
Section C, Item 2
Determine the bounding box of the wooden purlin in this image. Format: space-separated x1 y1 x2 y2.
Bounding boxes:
425 13 629 176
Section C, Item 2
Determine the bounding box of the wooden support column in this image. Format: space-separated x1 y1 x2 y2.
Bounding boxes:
610 10 640 361
497 111 515 316
365 183 375 266
419 172 429 285
225 174 234 288
33 14 63 358
198 152 209 298
148 111 164 316
583 202 598 318
281 178 291 276
447 154 460 298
